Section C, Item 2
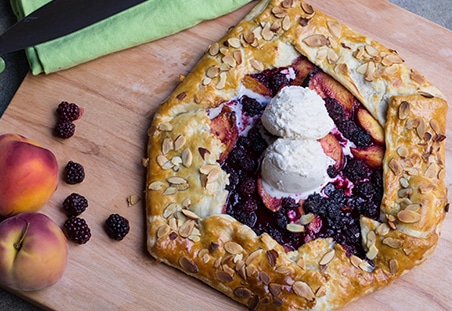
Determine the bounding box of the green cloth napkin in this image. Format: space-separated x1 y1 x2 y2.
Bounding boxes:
10 0 253 75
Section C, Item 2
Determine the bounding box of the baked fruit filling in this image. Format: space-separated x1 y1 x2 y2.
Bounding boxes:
211 56 385 259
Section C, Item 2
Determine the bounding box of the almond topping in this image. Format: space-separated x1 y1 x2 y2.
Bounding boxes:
250 59 264 71
388 258 398 274
216 72 227 90
227 37 241 48
397 210 421 223
303 34 327 47
158 122 173 131
162 137 174 155
286 223 305 233
208 42 220 56
319 249 335 266
292 281 315 300
261 22 274 41
327 20 341 38
179 220 195 238
300 2 314 15
181 209 200 221
181 148 193 167
383 237 403 249
224 241 243 255
179 256 198 273
167 176 187 185
282 15 291 31
206 66 220 78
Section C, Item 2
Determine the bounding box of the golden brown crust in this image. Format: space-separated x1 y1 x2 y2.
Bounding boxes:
145 0 448 310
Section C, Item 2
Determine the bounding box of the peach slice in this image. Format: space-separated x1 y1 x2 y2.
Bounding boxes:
319 133 345 171
210 107 239 162
350 145 385 169
291 56 317 86
242 75 272 97
256 177 283 212
308 71 355 117
356 107 385 145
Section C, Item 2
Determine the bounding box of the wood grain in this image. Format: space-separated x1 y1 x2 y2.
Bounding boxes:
0 1 451 310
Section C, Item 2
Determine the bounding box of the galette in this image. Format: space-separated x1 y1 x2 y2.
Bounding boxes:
145 0 448 310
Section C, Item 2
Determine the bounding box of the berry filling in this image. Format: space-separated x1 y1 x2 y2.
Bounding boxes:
212 56 385 259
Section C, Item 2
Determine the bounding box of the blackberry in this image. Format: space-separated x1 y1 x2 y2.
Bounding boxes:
64 161 85 184
234 209 257 228
241 198 258 212
54 120 75 139
57 101 82 121
241 96 265 116
238 177 256 197
64 217 91 244
105 214 130 240
343 157 371 184
269 72 290 95
62 193 88 217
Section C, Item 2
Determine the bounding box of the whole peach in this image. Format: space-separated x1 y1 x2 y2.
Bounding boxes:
0 212 68 291
0 133 59 216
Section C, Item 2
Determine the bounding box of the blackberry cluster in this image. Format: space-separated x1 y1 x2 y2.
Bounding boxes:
105 214 130 241
63 193 88 217
63 217 91 244
53 101 82 139
64 161 85 184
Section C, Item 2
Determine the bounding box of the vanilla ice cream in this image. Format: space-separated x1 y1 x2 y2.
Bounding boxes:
261 86 334 140
261 138 330 195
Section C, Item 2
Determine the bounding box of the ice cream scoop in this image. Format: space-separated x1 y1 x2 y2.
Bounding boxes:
261 86 334 140
261 138 331 195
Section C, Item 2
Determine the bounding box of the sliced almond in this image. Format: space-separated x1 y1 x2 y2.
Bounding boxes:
250 59 264 71
303 34 327 47
319 249 335 266
181 209 200 221
286 223 305 233
382 237 403 249
148 180 165 191
282 15 291 31
208 42 220 56
216 72 227 90
227 37 241 48
327 20 341 38
206 66 220 78
397 210 421 224
162 137 174 155
292 281 315 300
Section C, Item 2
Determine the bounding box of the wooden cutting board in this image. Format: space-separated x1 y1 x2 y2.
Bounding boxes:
1 0 451 310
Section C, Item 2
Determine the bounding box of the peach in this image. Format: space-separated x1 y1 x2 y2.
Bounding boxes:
210 107 239 162
356 107 385 145
350 145 385 169
308 71 356 118
0 212 68 291
318 133 345 172
0 134 59 216
256 177 283 212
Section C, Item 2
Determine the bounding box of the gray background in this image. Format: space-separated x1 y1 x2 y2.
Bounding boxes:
0 0 451 310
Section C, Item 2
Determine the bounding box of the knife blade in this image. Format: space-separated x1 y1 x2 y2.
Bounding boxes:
0 0 146 55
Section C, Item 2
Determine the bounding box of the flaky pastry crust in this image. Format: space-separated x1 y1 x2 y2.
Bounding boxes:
145 0 448 310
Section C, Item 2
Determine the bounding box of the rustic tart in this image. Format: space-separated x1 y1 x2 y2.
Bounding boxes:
145 0 448 310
